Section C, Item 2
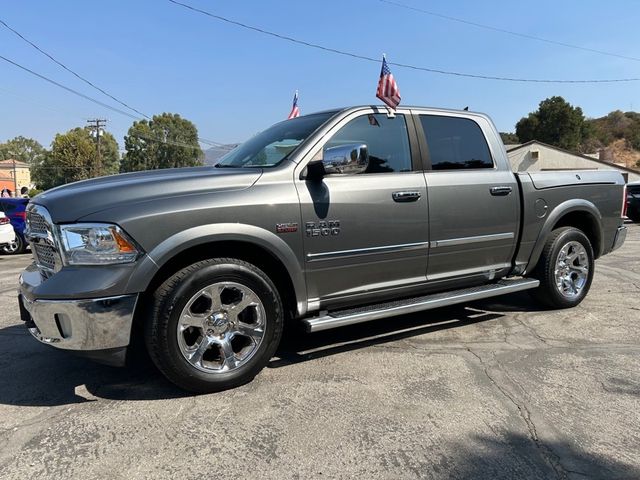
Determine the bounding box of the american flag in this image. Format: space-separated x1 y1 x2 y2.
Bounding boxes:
287 91 300 119
376 56 401 110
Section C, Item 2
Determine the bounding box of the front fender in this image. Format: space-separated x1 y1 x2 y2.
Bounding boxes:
125 223 308 316
525 199 603 274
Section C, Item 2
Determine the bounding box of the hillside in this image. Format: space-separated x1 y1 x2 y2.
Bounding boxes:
599 138 640 169
204 144 238 166
586 110 640 169
505 105 640 170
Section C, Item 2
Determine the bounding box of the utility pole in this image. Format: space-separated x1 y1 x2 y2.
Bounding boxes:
86 118 107 176
12 158 18 197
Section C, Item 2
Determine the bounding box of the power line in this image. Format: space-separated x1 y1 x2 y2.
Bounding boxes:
0 53 141 119
198 137 227 147
0 17 151 118
128 132 204 150
167 0 640 84
378 0 640 63
0 54 230 149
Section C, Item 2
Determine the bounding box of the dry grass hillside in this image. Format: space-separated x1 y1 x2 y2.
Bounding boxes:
599 138 640 169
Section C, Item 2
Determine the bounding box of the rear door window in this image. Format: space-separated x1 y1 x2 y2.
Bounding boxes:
419 115 493 170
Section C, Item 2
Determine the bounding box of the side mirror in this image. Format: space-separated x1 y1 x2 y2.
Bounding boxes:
304 143 369 181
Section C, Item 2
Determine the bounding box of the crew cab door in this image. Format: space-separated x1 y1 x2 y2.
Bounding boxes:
415 113 519 281
294 109 429 307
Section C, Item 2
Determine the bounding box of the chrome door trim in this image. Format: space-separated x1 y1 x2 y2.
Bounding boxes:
307 241 428 261
430 232 515 249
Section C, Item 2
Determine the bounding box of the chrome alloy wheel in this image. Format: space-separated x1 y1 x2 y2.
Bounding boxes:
177 282 266 373
2 236 18 254
554 241 589 299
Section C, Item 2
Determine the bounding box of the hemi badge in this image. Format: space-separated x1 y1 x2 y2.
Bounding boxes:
276 223 298 234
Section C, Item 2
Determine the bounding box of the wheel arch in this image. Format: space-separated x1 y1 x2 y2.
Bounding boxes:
525 200 603 274
127 223 307 319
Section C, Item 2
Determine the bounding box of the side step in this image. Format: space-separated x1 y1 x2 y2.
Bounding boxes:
303 278 539 333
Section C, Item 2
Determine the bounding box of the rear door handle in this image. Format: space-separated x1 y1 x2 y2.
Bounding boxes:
392 191 422 202
490 186 513 196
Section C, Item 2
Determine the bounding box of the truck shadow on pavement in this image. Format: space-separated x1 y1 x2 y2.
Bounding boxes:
0 325 188 406
436 432 640 480
0 291 543 406
270 291 542 368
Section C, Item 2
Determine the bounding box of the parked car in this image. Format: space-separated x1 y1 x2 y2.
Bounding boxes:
0 212 16 249
626 181 640 222
18 106 628 393
0 198 29 254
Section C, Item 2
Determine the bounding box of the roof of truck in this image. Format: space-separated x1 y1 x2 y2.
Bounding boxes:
318 105 484 115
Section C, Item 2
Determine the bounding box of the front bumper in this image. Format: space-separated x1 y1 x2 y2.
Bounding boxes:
19 264 138 362
611 225 627 252
19 292 137 351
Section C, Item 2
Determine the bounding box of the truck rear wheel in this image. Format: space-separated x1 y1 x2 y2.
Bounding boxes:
530 227 594 309
145 258 283 393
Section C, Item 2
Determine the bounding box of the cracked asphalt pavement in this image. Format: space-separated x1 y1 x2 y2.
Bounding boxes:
0 224 639 479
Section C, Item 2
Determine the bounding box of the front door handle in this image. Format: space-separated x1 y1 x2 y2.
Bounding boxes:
490 186 513 196
392 191 422 202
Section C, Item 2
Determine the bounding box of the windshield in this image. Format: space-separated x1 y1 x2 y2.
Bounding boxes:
215 112 336 168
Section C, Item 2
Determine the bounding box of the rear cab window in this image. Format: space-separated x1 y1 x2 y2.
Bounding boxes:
419 115 494 170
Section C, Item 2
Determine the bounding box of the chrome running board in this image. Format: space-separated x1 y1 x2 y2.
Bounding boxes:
303 278 539 333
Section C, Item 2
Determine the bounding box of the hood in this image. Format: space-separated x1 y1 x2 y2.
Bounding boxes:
34 166 262 223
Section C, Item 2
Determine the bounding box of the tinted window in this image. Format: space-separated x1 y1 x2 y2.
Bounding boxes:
325 114 412 173
420 115 493 170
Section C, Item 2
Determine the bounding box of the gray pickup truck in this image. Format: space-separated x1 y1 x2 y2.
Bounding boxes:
19 106 628 392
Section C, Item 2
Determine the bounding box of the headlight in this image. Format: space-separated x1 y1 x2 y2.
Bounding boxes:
58 223 141 265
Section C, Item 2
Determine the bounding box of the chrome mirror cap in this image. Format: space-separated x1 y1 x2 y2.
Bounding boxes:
322 143 369 175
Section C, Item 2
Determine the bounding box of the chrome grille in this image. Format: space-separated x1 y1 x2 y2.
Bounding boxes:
26 205 60 273
33 243 56 271
27 210 49 236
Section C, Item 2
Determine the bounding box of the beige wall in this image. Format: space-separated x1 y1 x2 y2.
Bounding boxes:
508 144 640 183
0 166 31 191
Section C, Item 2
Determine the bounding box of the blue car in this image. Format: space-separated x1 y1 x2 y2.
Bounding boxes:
0 198 29 254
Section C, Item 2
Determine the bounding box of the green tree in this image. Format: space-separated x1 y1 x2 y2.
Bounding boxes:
122 113 203 172
0 136 46 165
499 132 519 144
32 127 119 190
515 96 587 151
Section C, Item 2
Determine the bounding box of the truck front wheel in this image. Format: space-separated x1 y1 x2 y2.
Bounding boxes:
145 258 283 393
530 227 595 309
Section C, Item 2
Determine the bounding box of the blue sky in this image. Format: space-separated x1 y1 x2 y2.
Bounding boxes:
2 0 640 150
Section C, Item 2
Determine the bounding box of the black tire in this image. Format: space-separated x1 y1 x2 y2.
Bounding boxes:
530 227 594 309
144 258 283 393
2 234 25 255
627 210 640 223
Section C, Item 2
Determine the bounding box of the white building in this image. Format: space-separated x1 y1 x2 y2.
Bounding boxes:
506 140 640 183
